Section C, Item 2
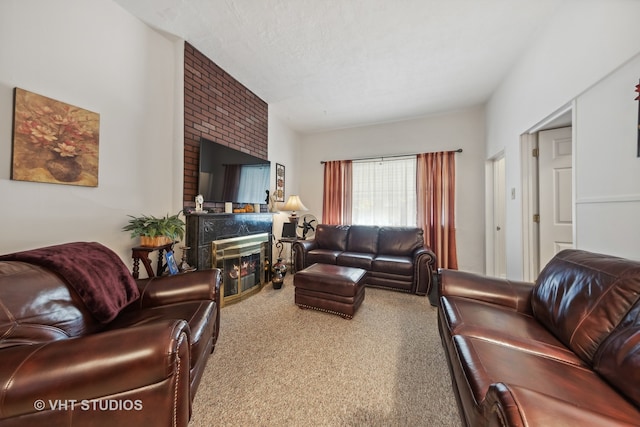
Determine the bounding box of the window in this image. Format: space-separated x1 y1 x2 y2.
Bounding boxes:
351 157 416 226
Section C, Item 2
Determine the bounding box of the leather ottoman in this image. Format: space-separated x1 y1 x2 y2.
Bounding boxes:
294 263 366 319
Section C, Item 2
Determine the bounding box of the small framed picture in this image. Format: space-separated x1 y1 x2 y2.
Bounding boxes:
165 250 179 275
275 163 285 202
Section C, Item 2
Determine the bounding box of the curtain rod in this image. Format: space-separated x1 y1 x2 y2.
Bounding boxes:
320 148 462 164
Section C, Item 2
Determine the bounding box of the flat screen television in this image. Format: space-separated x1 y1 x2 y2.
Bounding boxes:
198 138 270 204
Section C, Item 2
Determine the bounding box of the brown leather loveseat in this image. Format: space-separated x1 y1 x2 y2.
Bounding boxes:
293 224 437 295
438 249 640 426
0 242 221 427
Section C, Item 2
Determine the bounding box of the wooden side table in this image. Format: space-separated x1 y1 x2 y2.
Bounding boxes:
131 242 174 279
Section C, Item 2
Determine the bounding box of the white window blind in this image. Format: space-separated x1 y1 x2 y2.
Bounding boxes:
351 157 416 226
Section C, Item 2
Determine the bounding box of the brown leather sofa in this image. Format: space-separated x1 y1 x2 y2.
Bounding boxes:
0 242 221 427
438 249 640 426
293 224 436 295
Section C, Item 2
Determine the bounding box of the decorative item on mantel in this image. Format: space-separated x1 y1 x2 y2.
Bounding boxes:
271 258 287 289
233 204 258 213
122 212 185 247
194 194 206 213
266 189 278 212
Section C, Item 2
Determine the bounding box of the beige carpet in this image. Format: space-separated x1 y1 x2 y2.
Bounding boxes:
190 275 461 426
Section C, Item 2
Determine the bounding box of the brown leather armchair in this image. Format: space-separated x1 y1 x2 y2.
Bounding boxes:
0 242 221 427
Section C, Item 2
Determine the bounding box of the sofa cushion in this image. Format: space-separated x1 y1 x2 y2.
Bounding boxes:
307 249 342 265
337 252 375 270
346 225 379 253
440 296 586 366
315 224 349 251
531 249 640 364
0 262 101 346
377 227 424 256
371 255 413 275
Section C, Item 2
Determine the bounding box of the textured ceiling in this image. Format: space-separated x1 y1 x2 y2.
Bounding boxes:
113 0 564 133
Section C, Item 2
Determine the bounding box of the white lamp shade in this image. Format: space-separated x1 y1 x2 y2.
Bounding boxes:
282 195 308 212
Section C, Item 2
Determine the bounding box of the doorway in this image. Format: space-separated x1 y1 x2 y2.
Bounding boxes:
538 127 573 269
520 105 574 280
492 155 506 278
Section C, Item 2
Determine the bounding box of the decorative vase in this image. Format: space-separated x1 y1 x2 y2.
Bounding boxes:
271 258 287 289
46 156 82 182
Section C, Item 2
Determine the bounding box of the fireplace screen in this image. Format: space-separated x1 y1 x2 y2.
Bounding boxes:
212 233 268 305
223 251 261 297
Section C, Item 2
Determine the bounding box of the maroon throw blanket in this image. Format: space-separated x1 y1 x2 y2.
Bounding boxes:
0 242 140 323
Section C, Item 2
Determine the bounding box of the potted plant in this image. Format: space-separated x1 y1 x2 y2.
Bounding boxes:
122 212 186 247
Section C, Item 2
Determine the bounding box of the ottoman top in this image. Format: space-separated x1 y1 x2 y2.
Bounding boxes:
300 263 366 282
295 263 367 297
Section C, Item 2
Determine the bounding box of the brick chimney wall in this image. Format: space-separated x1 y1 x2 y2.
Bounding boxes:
183 42 268 206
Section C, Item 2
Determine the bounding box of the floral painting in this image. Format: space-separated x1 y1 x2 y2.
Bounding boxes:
11 88 100 186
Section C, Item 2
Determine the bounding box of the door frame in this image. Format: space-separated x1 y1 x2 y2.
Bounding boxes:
520 133 539 281
485 151 506 277
520 102 575 281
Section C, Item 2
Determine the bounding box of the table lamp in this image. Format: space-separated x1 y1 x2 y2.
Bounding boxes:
281 195 308 227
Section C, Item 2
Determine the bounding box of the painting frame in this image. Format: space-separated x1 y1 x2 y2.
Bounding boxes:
275 163 285 202
11 88 100 187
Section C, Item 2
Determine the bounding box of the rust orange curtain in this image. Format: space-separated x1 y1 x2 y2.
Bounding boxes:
417 152 458 269
322 160 352 225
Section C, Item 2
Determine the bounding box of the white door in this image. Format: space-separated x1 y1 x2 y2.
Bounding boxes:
493 156 506 278
538 127 573 270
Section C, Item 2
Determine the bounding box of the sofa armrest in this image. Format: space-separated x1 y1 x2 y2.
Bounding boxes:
413 248 437 296
483 383 525 427
135 268 221 308
135 269 221 347
292 240 318 270
0 319 190 421
483 383 638 427
439 269 534 313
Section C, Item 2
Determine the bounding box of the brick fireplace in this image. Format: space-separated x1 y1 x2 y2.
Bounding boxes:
183 42 269 210
182 43 273 295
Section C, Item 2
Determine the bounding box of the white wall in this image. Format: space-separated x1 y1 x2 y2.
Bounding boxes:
574 52 640 259
486 0 640 277
268 112 303 262
299 106 486 273
0 0 179 264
